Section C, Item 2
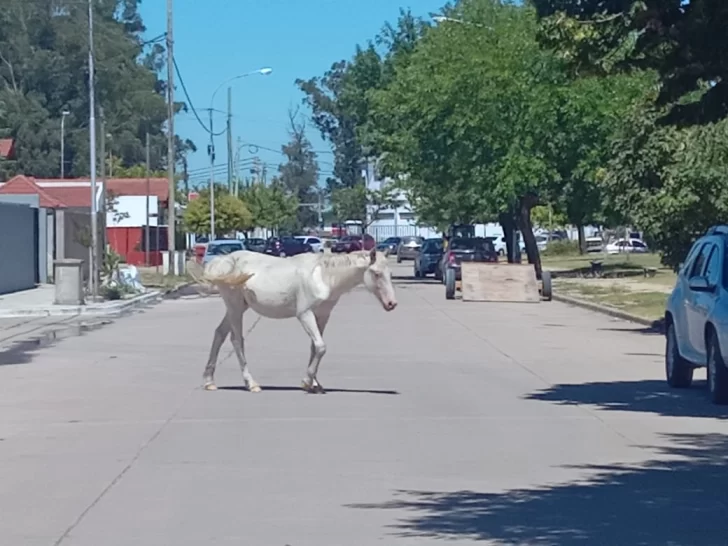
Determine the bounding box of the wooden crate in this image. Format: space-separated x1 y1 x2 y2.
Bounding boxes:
460 262 540 303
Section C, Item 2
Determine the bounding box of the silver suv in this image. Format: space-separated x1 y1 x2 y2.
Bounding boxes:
665 225 728 404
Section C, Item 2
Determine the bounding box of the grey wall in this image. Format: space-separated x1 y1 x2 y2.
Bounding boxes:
55 210 103 281
0 202 37 294
0 194 48 284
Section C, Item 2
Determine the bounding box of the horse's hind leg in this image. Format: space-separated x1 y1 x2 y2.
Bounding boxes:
203 314 230 390
225 289 259 393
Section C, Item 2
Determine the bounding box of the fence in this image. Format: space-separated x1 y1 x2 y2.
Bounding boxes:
0 202 37 294
364 224 442 242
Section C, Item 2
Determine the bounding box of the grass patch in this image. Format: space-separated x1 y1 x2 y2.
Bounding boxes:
542 252 676 284
558 282 668 321
138 267 193 289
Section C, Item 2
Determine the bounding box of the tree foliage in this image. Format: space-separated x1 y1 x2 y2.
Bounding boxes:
183 190 253 236
277 109 320 229
331 183 397 230
239 183 299 232
532 0 728 125
0 0 191 180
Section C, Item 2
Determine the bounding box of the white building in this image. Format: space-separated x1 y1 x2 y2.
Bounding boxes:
362 162 440 241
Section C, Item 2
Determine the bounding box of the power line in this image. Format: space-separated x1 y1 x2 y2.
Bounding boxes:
172 55 225 137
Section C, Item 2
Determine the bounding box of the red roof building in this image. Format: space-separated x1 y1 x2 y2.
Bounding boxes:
0 175 169 209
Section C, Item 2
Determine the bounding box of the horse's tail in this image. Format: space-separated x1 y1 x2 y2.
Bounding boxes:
201 256 255 287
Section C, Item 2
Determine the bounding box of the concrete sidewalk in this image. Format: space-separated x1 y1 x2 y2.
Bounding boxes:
0 284 164 318
1 263 727 545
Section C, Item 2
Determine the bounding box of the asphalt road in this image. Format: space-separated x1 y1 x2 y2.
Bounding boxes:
1 261 727 545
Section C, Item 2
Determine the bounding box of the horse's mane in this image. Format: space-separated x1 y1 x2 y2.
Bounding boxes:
318 251 370 271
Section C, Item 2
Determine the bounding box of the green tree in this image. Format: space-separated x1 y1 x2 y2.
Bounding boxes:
296 9 428 192
532 0 727 126
278 109 320 229
331 183 396 232
239 183 298 233
0 0 190 179
183 190 253 236
601 103 728 269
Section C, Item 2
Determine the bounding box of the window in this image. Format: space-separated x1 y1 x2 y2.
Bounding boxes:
207 242 244 256
399 212 416 220
682 241 705 275
704 245 721 286
632 240 646 248
308 238 320 244
690 243 712 278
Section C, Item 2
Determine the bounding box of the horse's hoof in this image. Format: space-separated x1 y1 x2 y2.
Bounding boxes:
301 380 325 394
248 384 262 393
204 383 217 391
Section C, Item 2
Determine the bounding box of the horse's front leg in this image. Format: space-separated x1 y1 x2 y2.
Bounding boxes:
203 314 230 390
298 309 328 394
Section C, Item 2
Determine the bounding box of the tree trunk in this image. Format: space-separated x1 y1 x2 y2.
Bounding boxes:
517 194 542 279
577 223 586 254
499 211 518 263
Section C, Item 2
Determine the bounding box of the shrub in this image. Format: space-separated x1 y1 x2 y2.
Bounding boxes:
541 239 580 257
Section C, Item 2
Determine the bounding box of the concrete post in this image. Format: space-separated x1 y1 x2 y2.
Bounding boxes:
54 259 85 305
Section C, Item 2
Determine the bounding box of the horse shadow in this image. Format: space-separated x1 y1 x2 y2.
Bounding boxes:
217 385 399 395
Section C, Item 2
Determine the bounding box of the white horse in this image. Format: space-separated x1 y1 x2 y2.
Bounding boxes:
201 247 398 393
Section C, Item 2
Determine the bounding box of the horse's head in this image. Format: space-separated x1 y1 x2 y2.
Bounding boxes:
363 248 398 312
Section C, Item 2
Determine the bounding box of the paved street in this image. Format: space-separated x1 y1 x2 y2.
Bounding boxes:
1 262 727 545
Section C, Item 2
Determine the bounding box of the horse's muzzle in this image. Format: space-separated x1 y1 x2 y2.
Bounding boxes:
384 301 397 311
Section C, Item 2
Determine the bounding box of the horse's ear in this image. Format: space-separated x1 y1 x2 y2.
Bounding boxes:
369 247 376 264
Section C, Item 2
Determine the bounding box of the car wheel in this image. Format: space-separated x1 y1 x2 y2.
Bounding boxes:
707 330 728 404
445 268 456 300
665 322 693 388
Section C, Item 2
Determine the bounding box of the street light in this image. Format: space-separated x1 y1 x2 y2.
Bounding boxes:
208 67 272 239
60 110 70 179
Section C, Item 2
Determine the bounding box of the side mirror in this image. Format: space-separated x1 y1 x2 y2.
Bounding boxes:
688 276 715 293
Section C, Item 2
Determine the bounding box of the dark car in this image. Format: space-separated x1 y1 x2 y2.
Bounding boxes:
263 236 313 257
245 237 266 253
332 234 376 253
438 236 498 282
414 238 444 278
376 236 402 256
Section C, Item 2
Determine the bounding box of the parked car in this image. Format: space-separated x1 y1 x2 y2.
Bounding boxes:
202 239 245 266
263 236 313 257
585 236 604 253
437 237 498 282
331 234 375 253
396 236 424 262
245 237 266 253
606 238 649 254
376 236 402 256
665 225 728 404
413 238 444 278
295 235 324 253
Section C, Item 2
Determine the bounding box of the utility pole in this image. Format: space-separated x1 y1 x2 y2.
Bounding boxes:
99 108 107 253
166 0 176 273
88 0 99 300
235 136 242 196
182 155 189 199
145 132 151 267
227 87 233 194
208 108 216 239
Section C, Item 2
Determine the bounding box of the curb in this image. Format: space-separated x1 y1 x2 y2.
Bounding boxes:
0 290 163 319
552 292 664 331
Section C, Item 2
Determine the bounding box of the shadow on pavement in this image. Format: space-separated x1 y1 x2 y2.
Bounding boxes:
347 432 728 545
525 379 727 419
599 318 665 336
217 385 399 395
0 320 111 366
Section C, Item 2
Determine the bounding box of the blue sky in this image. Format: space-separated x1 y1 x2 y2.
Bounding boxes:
139 0 447 190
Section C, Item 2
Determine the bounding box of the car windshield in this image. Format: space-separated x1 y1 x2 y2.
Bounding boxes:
207 242 243 255
402 236 422 244
450 238 494 252
383 237 401 244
